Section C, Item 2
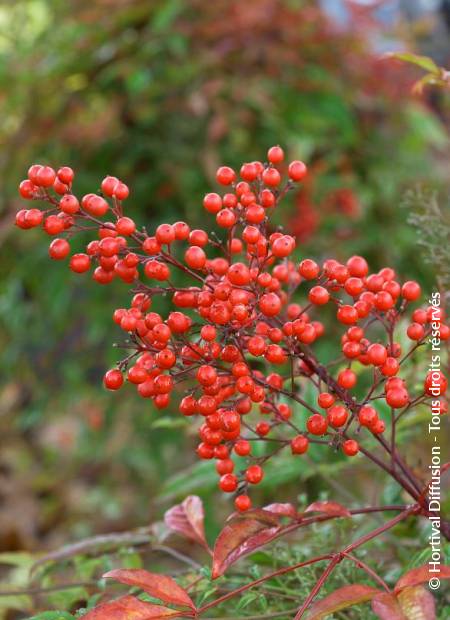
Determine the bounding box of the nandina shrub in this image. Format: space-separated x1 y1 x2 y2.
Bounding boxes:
16 149 449 618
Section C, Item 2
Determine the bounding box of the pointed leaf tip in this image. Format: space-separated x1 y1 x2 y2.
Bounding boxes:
305 501 351 518
164 495 209 550
103 569 195 610
82 595 182 620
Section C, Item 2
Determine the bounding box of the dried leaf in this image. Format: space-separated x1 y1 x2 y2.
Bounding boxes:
305 501 351 518
82 595 182 620
372 592 407 620
395 563 450 593
212 516 282 579
398 586 435 620
164 496 209 550
306 584 380 619
103 569 195 610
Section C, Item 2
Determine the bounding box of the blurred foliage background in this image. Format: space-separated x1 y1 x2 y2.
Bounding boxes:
0 1 449 616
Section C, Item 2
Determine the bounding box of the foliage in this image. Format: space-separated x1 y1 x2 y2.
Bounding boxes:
386 52 450 94
401 188 450 291
3 496 450 619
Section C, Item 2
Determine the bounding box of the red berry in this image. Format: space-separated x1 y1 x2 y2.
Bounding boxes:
386 388 409 408
299 259 320 280
288 160 307 182
358 405 377 427
327 405 348 427
245 464 264 484
271 235 295 258
116 217 136 236
219 473 238 492
262 167 281 187
309 286 330 305
367 343 388 366
216 166 236 185
156 223 175 245
49 238 70 260
401 281 421 301
337 305 359 325
306 414 328 436
234 439 251 456
19 179 36 199
70 253 91 273
104 369 123 390
267 146 284 164
346 256 369 278
101 176 119 196
291 435 309 454
342 439 359 456
235 494 252 512
59 194 80 214
407 323 425 341
203 193 222 214
240 162 258 182
259 293 281 317
114 183 129 200
318 393 335 409
185 246 207 269
36 166 56 187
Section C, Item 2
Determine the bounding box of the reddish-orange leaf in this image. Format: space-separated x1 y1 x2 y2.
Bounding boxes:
398 585 436 619
305 501 351 517
103 569 195 610
372 592 407 620
306 584 380 619
394 563 450 593
82 595 183 620
263 503 299 519
212 516 282 579
228 508 282 525
164 495 209 551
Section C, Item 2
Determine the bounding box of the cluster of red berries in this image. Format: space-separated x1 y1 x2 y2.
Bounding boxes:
16 147 448 512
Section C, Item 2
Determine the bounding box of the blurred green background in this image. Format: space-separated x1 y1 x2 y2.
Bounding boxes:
0 0 449 567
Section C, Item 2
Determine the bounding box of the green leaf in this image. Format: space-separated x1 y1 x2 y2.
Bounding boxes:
386 52 439 74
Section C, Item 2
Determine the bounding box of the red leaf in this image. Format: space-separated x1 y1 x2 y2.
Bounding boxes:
164 495 209 551
82 595 183 620
398 585 436 619
305 501 351 517
395 563 450 593
372 592 407 620
306 584 380 619
228 508 282 525
103 569 195 610
212 515 282 578
263 503 299 519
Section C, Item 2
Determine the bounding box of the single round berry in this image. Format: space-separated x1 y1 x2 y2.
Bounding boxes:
306 414 328 436
401 281 421 301
291 435 309 454
219 473 238 493
48 238 70 260
104 369 123 390
288 160 307 182
245 464 264 484
216 166 236 185
235 494 252 512
267 145 284 164
342 439 359 456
